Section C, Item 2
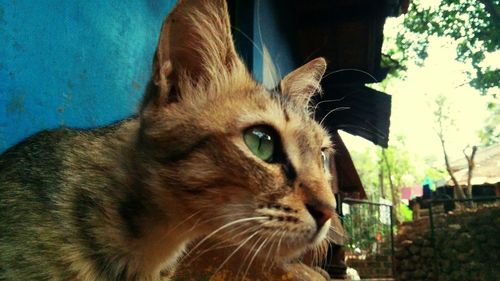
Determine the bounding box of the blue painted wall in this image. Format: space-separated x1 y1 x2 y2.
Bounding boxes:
252 0 295 88
0 0 176 152
0 0 293 153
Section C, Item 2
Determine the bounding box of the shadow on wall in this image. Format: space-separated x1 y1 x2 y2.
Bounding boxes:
0 0 176 153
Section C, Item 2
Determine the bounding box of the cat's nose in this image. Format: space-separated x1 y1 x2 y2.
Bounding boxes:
305 202 334 228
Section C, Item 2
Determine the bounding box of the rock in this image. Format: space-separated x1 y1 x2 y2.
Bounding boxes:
421 247 434 258
396 248 410 259
409 245 420 254
414 237 424 246
457 253 468 262
476 234 486 242
401 239 413 246
440 260 451 272
401 259 414 271
413 269 426 278
448 224 461 230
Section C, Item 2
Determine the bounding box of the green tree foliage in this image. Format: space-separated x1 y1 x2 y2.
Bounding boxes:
349 149 381 198
479 102 500 145
377 136 421 189
350 136 424 221
394 0 499 95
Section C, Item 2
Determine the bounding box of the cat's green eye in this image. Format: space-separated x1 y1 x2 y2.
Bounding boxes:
244 126 275 162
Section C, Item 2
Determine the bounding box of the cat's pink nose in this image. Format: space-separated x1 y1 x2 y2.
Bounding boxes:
306 203 334 228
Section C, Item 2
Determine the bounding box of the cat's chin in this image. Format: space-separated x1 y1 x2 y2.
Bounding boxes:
310 218 331 245
273 219 331 261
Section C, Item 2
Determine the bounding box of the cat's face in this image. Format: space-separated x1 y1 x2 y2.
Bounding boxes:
139 0 336 260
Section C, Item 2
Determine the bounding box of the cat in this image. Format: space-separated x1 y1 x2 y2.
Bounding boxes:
0 0 336 280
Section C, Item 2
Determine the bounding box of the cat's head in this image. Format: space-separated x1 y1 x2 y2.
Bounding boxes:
139 0 336 260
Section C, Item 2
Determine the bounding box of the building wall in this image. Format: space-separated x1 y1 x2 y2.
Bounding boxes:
0 0 176 152
0 0 295 153
395 206 500 281
252 0 295 88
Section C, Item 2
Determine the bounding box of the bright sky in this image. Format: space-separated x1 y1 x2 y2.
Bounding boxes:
340 14 498 169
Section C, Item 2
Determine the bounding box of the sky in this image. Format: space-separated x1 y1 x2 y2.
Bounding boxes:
340 13 498 170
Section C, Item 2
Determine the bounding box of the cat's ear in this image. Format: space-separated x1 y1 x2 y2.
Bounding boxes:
280 58 327 108
151 0 242 104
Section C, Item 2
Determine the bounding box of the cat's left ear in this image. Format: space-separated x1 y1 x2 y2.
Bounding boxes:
280 57 327 108
150 0 243 105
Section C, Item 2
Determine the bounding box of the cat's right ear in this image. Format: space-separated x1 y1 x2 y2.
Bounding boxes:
280 58 327 109
145 0 243 108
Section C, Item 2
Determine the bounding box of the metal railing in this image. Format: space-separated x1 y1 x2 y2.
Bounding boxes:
341 198 395 279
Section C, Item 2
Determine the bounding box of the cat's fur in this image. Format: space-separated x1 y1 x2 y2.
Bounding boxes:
0 0 336 280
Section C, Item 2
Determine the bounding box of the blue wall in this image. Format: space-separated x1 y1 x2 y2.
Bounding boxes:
0 0 176 152
252 0 295 88
0 0 294 153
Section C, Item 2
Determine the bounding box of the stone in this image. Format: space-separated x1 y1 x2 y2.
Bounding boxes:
476 234 486 242
413 269 426 278
409 245 420 254
421 247 434 258
395 249 409 259
401 239 413 246
440 260 451 272
401 259 414 271
414 237 424 246
457 253 468 262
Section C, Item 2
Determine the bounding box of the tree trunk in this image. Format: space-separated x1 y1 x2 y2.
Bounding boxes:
463 145 478 206
379 158 385 199
381 149 399 225
439 136 466 200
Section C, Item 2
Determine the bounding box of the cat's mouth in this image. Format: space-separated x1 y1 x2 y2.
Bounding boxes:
310 218 331 244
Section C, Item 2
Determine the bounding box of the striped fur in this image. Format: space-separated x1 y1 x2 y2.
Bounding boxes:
0 1 335 280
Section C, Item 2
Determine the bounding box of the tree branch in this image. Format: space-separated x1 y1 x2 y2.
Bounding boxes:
463 145 478 199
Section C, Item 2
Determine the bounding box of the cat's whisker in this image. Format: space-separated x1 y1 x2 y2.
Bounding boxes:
312 244 319 267
183 216 267 263
183 210 255 232
319 107 351 126
241 236 270 281
322 68 379 83
312 97 346 115
269 230 287 271
234 234 265 280
209 230 263 280
316 242 326 268
161 211 254 249
261 229 281 272
231 27 264 59
323 242 329 268
329 225 348 239
184 222 263 265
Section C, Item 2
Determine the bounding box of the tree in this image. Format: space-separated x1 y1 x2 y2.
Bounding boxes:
433 94 477 200
350 136 424 223
478 102 500 145
463 145 478 199
377 137 423 223
393 0 499 96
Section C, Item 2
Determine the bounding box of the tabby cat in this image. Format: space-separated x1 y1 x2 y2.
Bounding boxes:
0 0 336 280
